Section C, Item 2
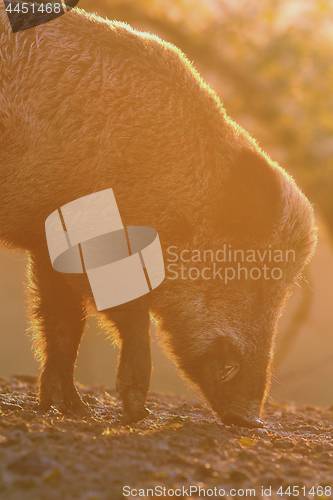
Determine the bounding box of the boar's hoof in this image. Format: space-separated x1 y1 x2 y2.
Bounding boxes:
116 377 150 424
220 410 263 429
38 382 90 417
64 400 91 417
122 406 150 425
38 397 90 417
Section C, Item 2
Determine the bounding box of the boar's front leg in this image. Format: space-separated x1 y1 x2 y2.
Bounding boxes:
27 252 89 416
101 296 151 424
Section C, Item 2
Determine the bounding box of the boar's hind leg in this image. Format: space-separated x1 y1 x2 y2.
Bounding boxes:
27 253 88 416
101 296 151 424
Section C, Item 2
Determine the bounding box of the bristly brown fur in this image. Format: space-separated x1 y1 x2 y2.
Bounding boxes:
0 5 317 426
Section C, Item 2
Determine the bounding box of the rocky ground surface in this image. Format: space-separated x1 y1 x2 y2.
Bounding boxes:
0 375 332 500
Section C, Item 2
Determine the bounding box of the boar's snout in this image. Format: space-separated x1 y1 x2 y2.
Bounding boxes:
219 409 263 429
180 338 268 428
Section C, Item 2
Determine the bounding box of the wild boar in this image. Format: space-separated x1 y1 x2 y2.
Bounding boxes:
0 4 317 427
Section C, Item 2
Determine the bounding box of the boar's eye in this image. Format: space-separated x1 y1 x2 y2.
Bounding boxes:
220 363 240 382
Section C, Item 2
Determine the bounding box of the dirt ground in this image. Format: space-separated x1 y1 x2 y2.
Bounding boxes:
0 375 332 500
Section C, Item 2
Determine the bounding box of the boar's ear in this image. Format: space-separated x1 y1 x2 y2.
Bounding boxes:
215 148 282 239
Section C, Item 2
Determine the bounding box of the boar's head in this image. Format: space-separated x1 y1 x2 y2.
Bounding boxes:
153 147 317 428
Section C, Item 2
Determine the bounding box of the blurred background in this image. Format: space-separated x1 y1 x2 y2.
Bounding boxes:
1 0 332 407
